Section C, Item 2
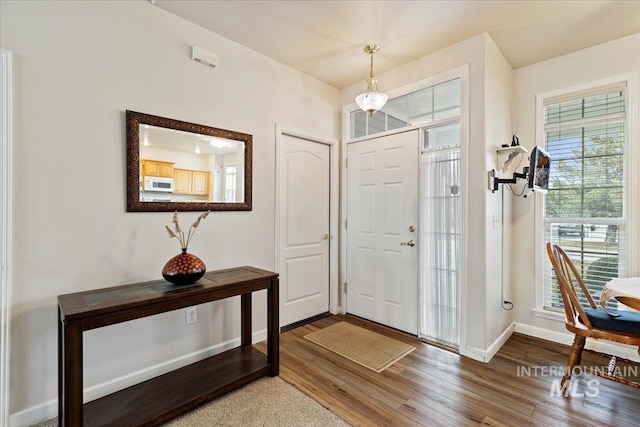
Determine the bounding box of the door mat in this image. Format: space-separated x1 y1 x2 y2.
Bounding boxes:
304 321 415 373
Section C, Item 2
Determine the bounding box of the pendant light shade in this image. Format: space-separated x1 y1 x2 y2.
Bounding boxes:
355 91 389 115
355 44 388 115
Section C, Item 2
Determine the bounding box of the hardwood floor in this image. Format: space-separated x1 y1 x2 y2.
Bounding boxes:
257 315 640 427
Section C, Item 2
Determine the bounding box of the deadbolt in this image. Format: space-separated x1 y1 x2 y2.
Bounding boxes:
408 225 416 232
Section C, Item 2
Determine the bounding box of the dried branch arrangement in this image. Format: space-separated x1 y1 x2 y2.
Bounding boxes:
165 210 210 250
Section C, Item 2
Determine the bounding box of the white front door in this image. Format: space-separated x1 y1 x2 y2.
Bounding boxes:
278 133 331 327
346 130 419 334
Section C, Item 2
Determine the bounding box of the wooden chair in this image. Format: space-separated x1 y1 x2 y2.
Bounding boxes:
546 243 640 388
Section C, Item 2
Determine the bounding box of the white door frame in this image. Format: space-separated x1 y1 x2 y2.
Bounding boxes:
1 49 13 426
275 124 340 318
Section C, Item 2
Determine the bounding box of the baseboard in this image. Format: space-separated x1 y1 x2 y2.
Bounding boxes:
461 322 515 363
9 329 267 427
280 312 331 333
514 322 640 361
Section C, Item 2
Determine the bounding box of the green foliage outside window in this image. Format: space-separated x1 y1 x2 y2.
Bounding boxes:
546 134 624 219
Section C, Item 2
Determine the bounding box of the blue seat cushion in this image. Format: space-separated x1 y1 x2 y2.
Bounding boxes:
584 308 640 335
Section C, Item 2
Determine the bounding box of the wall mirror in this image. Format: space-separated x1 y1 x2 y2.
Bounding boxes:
126 110 252 212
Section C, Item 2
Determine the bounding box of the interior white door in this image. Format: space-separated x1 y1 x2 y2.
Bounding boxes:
279 133 330 327
346 130 419 334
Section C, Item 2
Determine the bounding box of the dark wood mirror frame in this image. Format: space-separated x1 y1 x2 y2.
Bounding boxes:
126 110 252 212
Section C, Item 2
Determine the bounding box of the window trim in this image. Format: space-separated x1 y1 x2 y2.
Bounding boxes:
534 72 638 312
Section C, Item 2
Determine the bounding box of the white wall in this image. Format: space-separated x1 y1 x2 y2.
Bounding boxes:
511 34 640 351
140 146 213 172
484 36 515 345
0 1 339 423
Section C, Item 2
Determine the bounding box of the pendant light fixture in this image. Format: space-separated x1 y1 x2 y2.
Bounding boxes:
355 44 388 115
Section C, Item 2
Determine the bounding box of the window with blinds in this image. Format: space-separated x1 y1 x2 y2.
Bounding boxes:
541 84 627 311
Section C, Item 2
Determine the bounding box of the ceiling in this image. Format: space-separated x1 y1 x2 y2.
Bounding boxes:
142 124 239 155
153 0 640 89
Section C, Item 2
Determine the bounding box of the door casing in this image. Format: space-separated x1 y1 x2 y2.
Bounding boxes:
275 125 340 325
1 49 12 427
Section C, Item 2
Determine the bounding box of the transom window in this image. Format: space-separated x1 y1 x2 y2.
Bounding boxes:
350 78 460 139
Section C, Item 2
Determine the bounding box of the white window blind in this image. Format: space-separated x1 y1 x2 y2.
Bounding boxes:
542 85 627 311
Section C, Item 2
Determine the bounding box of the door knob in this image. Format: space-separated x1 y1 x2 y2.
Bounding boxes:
400 239 416 247
323 233 333 240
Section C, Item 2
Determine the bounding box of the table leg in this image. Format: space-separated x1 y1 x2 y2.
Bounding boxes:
58 308 63 426
268 278 279 376
60 321 83 426
241 293 252 347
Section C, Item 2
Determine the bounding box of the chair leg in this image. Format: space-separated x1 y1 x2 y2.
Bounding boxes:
562 335 586 388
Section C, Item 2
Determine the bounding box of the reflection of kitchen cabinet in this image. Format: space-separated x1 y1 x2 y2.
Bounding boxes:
192 171 210 195
173 169 192 194
173 168 210 195
142 159 174 177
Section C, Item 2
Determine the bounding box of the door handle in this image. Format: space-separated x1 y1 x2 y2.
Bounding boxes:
323 233 333 240
400 239 416 247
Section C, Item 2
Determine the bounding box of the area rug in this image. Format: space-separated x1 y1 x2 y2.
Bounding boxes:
30 377 348 427
304 321 415 372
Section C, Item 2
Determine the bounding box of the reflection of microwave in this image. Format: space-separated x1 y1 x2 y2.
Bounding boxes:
143 176 174 192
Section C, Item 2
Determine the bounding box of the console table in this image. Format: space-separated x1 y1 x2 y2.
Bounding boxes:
58 266 279 426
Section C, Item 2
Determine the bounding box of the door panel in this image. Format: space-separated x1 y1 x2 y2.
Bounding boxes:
279 134 330 326
284 255 322 300
346 130 419 334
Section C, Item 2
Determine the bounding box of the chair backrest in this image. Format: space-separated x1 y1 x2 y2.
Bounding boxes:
546 243 598 329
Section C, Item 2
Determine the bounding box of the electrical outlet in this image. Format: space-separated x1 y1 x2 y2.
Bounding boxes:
186 307 197 325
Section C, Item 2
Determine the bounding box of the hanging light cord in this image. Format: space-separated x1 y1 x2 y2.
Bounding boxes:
366 46 382 93
365 51 376 93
